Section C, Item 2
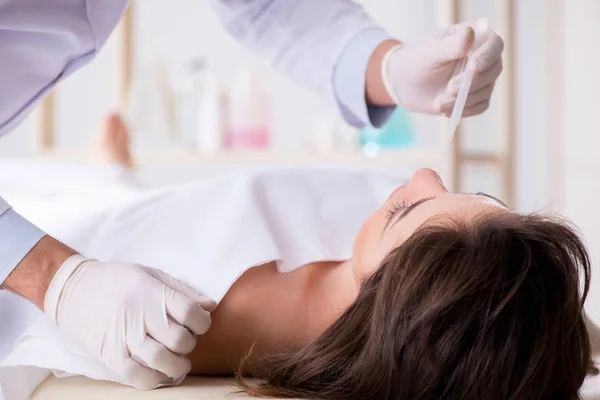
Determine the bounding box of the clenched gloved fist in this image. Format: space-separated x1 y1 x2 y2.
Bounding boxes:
44 255 217 389
382 21 504 117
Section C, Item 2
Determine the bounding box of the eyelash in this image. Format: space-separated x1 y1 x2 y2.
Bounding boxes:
385 201 411 221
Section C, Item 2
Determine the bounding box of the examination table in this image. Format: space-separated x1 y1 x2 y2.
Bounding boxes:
28 373 600 400
31 377 269 400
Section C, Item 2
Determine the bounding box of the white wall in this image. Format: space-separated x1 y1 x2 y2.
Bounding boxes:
558 0 600 320
513 0 547 212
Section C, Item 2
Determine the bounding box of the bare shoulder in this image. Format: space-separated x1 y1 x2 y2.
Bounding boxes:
188 262 313 375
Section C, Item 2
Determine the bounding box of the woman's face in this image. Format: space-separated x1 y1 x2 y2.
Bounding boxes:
352 168 509 276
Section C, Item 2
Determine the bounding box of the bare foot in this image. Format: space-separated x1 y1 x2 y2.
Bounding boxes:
95 112 134 170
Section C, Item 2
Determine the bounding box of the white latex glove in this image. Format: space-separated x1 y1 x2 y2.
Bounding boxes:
44 255 217 389
382 22 504 117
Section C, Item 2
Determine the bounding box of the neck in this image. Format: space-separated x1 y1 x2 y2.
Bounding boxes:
299 260 360 343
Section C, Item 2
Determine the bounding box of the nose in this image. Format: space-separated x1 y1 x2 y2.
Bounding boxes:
409 168 448 193
387 184 406 200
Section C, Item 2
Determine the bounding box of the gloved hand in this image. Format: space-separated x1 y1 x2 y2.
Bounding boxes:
382 22 504 117
44 255 217 389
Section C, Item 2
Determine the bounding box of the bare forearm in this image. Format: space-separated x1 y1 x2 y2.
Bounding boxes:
365 39 401 106
1 236 76 310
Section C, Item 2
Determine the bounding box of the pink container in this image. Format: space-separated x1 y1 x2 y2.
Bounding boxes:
224 128 269 148
225 67 270 149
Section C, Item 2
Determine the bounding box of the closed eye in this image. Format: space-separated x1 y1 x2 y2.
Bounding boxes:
383 197 435 232
385 201 411 221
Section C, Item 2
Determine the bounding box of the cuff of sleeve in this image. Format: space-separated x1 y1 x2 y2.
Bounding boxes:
0 210 46 285
333 28 397 128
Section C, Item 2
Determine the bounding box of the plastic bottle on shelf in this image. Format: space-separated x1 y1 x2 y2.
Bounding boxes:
178 58 224 153
359 108 415 157
225 66 270 149
307 113 339 153
178 58 206 148
219 89 230 145
126 58 174 149
195 70 222 153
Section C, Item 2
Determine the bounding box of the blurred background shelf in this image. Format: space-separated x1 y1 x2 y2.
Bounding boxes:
33 148 442 167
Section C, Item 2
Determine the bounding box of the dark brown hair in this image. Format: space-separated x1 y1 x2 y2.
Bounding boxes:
238 213 596 399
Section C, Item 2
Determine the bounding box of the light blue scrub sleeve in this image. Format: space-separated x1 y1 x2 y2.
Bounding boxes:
0 205 46 285
333 28 397 128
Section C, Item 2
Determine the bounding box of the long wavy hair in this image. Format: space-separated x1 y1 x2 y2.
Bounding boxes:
237 213 596 400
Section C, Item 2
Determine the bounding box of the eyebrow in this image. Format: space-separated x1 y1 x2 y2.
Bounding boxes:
384 192 508 232
384 197 434 232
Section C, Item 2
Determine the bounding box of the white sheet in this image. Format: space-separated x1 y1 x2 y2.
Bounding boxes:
0 166 404 399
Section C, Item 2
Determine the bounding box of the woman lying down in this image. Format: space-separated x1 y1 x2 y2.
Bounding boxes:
3 114 597 400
